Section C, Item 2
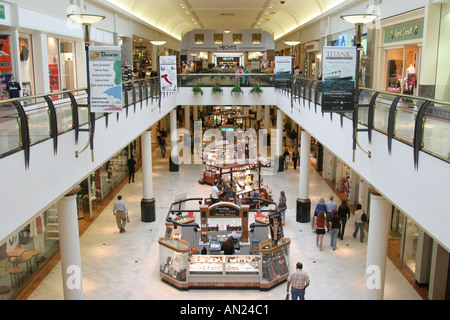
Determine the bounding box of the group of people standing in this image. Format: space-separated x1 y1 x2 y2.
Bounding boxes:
313 195 367 251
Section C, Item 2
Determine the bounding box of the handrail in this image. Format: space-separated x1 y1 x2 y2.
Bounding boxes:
0 75 448 170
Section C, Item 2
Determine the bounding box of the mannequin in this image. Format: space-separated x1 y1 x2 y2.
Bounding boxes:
405 64 416 94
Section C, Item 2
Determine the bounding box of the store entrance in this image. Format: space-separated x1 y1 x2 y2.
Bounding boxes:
385 45 421 95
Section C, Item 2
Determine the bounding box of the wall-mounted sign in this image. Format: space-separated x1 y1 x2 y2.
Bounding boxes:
0 35 12 71
159 55 177 93
0 5 5 20
89 46 122 112
321 46 356 112
384 20 424 43
218 45 238 51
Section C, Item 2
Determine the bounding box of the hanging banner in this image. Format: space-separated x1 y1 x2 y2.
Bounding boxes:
159 55 177 93
0 35 12 71
321 46 356 112
274 56 292 88
88 46 122 113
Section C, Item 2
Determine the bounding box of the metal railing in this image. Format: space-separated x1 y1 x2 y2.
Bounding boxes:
0 74 448 170
0 77 159 168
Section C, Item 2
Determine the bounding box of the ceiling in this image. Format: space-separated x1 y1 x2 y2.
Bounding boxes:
105 0 347 41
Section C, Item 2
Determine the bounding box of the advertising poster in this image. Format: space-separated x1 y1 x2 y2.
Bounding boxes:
269 211 284 242
48 64 59 93
89 46 122 113
274 56 292 88
159 55 177 93
321 46 356 112
0 34 11 71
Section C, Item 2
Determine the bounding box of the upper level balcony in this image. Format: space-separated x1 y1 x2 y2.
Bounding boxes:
0 74 449 250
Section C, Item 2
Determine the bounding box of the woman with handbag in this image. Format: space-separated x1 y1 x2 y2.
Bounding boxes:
278 191 287 225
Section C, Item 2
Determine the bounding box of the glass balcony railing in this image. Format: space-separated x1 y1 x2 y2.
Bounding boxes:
0 75 448 169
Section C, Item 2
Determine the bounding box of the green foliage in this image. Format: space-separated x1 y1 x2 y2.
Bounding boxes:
211 84 223 95
249 85 263 95
231 85 244 95
192 85 204 96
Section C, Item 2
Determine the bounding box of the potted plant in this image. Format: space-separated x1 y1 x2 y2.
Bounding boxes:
211 84 223 95
231 85 244 96
249 85 263 96
192 85 204 96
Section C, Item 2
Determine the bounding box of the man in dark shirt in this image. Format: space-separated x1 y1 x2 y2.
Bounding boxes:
127 155 136 183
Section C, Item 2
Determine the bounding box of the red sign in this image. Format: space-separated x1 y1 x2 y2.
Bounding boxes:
0 35 12 71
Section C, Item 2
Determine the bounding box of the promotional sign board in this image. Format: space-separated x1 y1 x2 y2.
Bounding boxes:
321 46 356 112
0 35 12 71
89 46 122 112
269 211 284 241
159 55 177 93
274 56 292 88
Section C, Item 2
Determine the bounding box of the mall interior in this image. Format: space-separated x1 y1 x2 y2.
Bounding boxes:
0 0 449 301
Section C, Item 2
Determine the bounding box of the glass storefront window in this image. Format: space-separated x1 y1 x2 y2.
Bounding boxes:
0 206 60 300
47 37 77 93
385 46 420 95
19 33 35 100
402 217 418 273
59 40 77 90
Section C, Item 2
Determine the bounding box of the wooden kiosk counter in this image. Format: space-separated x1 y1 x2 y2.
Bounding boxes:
159 199 290 290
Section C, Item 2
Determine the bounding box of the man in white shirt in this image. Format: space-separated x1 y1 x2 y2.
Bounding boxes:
325 196 337 228
113 195 129 233
211 181 220 204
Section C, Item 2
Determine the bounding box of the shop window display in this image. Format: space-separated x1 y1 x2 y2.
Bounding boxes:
0 205 60 300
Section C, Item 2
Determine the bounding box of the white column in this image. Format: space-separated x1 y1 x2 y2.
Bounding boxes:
264 106 270 130
31 32 50 94
363 191 391 300
142 129 154 199
299 130 311 200
276 107 283 156
170 108 177 144
184 105 190 132
193 105 198 121
57 191 83 300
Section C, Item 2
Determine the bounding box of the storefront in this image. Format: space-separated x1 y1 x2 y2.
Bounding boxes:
47 37 78 92
381 19 424 95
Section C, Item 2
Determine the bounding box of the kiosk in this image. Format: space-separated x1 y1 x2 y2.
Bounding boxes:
159 198 291 290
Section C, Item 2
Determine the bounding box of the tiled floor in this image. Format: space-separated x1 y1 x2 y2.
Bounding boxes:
27 144 422 300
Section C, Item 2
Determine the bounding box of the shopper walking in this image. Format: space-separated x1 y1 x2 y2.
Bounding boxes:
283 148 290 169
353 204 366 243
278 191 287 225
325 195 337 228
314 211 327 251
337 199 351 240
312 197 327 230
292 147 299 170
286 262 310 300
157 135 166 158
127 155 136 183
329 210 341 250
113 195 129 233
